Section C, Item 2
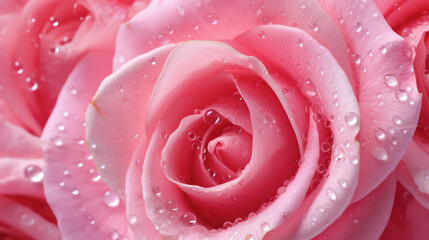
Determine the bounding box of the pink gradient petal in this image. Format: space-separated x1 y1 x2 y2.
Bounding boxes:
402 139 429 196
86 44 176 198
0 122 44 198
124 139 162 240
42 53 132 240
315 174 396 240
115 0 353 82
0 0 42 135
396 161 429 209
374 0 429 28
380 182 429 240
0 198 61 240
319 0 421 202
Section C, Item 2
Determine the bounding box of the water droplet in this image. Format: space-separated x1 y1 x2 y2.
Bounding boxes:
90 142 97 149
326 188 337 200
309 22 319 31
207 168 216 177
296 39 304 47
371 146 388 161
317 164 327 174
24 77 38 91
303 79 316 96
257 31 266 39
395 89 408 102
351 54 361 65
152 186 161 197
165 200 178 211
374 128 386 141
205 13 218 25
392 116 402 125
13 61 24 74
128 215 137 225
250 4 262 15
160 131 168 138
102 190 120 207
223 221 233 229
181 212 197 225
402 28 412 38
344 112 358 126
321 142 331 152
160 160 167 168
21 214 35 226
52 137 64 147
156 34 169 44
57 124 66 131
338 178 347 188
49 16 59 27
148 57 156 65
260 222 270 232
176 5 185 16
24 165 43 182
379 46 387 54
203 110 221 125
298 1 306 9
71 188 79 195
313 113 322 123
394 3 400 10
187 132 197 141
110 229 119 240
353 22 362 32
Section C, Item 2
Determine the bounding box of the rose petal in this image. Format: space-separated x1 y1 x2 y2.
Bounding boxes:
380 182 429 239
0 197 61 240
374 0 429 28
86 44 176 198
396 161 429 209
319 0 421 202
42 53 132 240
315 174 396 240
115 0 353 82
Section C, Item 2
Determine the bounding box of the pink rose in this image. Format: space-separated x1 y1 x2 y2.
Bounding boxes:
0 0 146 238
374 0 429 237
34 0 421 240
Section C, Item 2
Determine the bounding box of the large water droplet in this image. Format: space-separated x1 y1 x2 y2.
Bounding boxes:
165 200 178 211
395 89 408 102
326 188 337 200
24 165 43 182
205 13 218 25
309 22 319 31
344 112 358 126
371 147 388 161
152 186 161 197
181 212 197 225
52 137 64 147
338 178 347 188
303 79 316 96
24 77 38 91
203 110 221 125
374 128 386 141
384 74 398 87
260 222 270 232
257 31 266 39
102 190 120 207
148 57 156 65
392 116 402 125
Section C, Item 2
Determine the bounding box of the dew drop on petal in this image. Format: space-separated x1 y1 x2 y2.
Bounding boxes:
326 188 337 200
205 13 218 25
374 128 386 141
338 178 347 188
21 214 35 226
203 110 221 125
101 190 120 208
257 31 266 39
165 200 178 212
309 22 319 31
303 79 316 96
260 222 270 232
181 212 197 225
392 116 402 125
24 165 43 182
371 147 388 161
152 186 161 197
395 89 408 102
344 112 358 126
384 74 398 87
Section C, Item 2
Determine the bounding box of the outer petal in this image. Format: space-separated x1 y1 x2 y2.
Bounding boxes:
86 44 176 198
396 161 429 209
319 0 421 202
41 53 132 240
381 182 429 240
374 0 429 28
0 198 61 240
115 0 354 83
315 174 396 240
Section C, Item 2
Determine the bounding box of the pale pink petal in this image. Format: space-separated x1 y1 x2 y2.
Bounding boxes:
319 0 421 202
115 0 353 82
86 44 176 198
41 53 131 240
380 182 429 240
124 140 163 240
315 175 396 240
0 197 61 240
